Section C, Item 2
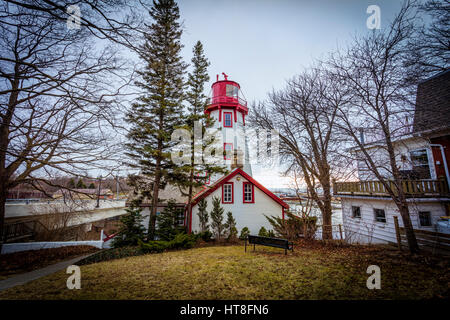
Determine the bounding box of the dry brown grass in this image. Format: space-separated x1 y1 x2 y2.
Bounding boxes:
0 241 448 299
0 246 99 280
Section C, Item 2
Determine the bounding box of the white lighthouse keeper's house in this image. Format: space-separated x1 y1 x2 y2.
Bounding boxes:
186 73 289 234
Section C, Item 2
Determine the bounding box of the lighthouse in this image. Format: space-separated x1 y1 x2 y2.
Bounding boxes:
204 73 253 181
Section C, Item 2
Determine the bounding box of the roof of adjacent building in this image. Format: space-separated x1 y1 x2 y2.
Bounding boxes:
191 168 289 209
413 69 450 134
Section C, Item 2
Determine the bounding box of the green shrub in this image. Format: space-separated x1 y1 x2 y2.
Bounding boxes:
267 229 275 238
138 239 170 253
258 226 269 237
239 227 250 240
77 246 145 265
112 206 146 248
169 233 198 249
224 211 238 242
197 230 213 242
139 232 199 253
155 199 186 241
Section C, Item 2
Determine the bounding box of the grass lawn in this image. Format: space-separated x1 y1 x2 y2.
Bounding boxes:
0 241 448 299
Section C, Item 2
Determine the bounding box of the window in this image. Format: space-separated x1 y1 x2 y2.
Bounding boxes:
374 209 386 223
419 211 432 227
410 149 431 179
177 211 185 226
223 112 233 127
352 206 361 218
226 84 238 98
224 143 233 160
243 182 254 203
222 183 233 203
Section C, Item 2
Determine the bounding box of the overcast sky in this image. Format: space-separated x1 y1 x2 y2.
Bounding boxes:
173 0 408 188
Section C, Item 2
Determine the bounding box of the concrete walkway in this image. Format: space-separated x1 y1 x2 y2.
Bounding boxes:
0 253 92 292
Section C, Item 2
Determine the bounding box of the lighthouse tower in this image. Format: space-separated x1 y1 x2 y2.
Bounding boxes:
205 73 252 181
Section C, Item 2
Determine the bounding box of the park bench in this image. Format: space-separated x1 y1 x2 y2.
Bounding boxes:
245 234 294 255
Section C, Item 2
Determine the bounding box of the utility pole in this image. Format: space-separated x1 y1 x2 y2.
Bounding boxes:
116 175 119 200
96 175 102 208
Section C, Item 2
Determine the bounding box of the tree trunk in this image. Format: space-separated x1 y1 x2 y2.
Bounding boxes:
395 194 420 254
321 188 333 240
149 157 161 241
186 168 194 234
319 176 333 240
0 186 6 251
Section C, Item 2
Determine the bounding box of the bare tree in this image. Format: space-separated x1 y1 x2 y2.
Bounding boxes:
0 2 144 249
249 67 348 240
3 0 149 53
327 1 421 253
405 0 449 81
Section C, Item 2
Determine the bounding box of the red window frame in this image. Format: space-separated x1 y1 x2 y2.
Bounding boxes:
224 143 233 160
194 171 210 185
223 111 233 128
222 182 234 204
243 182 254 203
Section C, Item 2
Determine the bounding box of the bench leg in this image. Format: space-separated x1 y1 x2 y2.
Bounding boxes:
285 248 287 255
254 244 255 251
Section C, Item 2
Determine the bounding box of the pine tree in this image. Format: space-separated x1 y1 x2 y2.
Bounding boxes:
155 199 184 241
112 205 146 248
76 179 86 189
125 0 187 240
210 196 225 240
181 41 226 229
68 178 76 188
197 198 209 232
88 182 96 189
224 211 238 241
258 226 269 237
239 227 250 240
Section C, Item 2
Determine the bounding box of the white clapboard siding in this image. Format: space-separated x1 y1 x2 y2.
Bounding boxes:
341 197 447 244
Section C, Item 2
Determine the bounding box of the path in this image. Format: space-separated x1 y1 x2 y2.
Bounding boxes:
0 253 93 292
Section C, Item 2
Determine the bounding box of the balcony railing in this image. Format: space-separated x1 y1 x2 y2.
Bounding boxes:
206 96 247 107
333 179 450 198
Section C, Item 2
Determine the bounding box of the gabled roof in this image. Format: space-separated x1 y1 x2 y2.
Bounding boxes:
413 69 450 134
191 168 289 209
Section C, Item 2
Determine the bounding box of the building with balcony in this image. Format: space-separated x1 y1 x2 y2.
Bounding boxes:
334 70 450 246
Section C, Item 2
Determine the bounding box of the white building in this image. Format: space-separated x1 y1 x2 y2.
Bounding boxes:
188 167 289 235
184 74 288 234
335 70 450 246
137 74 289 236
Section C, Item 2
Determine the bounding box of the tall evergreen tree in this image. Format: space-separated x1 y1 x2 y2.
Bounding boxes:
155 199 185 241
210 196 225 240
181 41 226 230
197 198 209 232
126 0 187 240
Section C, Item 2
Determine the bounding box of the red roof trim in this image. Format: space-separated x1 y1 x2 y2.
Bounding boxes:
191 168 289 209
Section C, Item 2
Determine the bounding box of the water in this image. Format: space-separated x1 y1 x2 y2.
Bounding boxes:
286 200 344 239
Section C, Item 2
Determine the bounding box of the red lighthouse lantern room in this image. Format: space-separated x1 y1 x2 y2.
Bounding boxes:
205 73 248 125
